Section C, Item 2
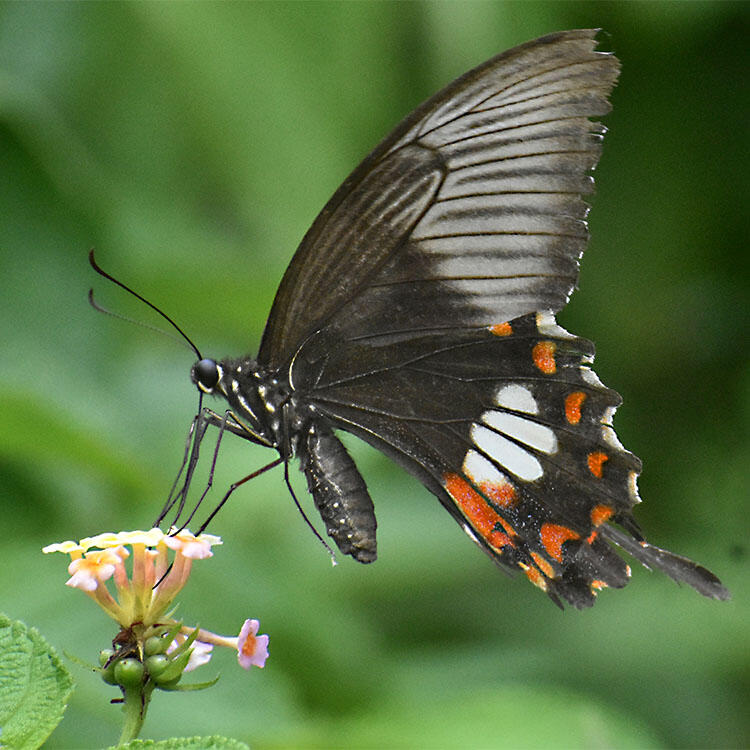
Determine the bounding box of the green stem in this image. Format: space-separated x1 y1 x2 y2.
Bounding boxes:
117 686 151 746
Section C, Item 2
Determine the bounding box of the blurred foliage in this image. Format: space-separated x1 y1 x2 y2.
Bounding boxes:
0 2 747 748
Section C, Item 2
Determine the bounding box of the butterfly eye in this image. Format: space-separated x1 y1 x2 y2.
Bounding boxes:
193 358 220 391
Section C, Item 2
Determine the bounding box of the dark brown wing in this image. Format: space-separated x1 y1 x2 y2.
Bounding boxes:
258 29 619 368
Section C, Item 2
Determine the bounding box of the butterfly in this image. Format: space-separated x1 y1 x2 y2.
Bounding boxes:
183 29 728 608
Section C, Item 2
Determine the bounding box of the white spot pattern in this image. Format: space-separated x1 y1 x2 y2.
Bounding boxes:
536 310 575 339
481 411 558 455
601 425 624 451
495 384 538 415
580 366 604 388
470 423 543 481
462 449 510 488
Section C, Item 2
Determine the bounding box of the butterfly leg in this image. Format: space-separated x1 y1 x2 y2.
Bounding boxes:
195 456 284 535
155 410 211 527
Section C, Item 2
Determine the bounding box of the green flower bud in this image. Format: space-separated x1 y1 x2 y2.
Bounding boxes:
144 635 169 656
100 662 118 685
145 653 170 679
114 657 145 688
99 648 115 667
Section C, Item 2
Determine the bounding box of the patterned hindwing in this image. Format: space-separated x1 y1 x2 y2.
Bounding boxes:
442 312 643 608
292 312 644 608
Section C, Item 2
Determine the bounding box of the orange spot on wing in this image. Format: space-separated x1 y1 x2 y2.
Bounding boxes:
532 341 557 374
590 579 608 591
444 473 514 552
479 480 518 509
540 523 580 563
490 322 513 336
565 391 586 424
586 504 614 543
590 504 614 526
587 451 609 478
530 552 555 579
520 562 548 591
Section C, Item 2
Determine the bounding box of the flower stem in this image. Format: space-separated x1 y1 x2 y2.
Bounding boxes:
117 686 149 746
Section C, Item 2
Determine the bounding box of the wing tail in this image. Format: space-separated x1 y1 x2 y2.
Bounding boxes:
600 525 730 600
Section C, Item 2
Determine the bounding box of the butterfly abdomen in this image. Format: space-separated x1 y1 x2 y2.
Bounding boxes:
300 420 377 563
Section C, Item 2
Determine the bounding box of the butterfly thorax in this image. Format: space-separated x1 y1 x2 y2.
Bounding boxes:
192 353 378 562
192 356 311 456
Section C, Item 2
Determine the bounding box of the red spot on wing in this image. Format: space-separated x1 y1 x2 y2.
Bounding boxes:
532 341 557 374
490 322 513 336
587 451 609 478
444 473 514 552
540 523 580 563
479 480 517 509
564 391 586 424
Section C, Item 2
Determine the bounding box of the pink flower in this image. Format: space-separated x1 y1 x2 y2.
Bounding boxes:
178 619 270 671
43 528 222 627
45 529 269 680
236 619 269 669
163 529 221 560
66 549 123 592
169 635 214 672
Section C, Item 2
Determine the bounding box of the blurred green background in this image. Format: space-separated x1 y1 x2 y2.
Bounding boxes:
1 2 747 748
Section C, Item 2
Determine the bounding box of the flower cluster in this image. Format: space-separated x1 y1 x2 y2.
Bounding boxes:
43 528 268 673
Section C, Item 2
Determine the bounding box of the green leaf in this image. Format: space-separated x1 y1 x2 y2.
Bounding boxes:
0 614 74 750
115 736 249 749
159 674 220 692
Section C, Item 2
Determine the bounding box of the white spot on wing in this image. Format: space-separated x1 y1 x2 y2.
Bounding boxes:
463 449 509 488
461 522 481 545
628 471 641 504
482 410 557 455
580 366 604 388
601 425 624 451
431 253 558 279
418 233 566 256
495 384 538 414
470 423 543 481
536 310 575 339
602 405 617 426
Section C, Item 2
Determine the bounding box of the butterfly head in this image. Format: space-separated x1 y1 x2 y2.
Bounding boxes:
189 356 289 450
192 358 221 394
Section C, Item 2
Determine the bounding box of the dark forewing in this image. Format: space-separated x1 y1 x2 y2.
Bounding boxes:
258 29 619 368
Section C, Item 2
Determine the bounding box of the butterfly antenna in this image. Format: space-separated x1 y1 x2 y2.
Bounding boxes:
88 249 203 360
88 289 199 354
